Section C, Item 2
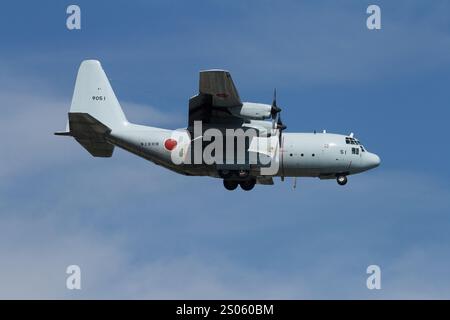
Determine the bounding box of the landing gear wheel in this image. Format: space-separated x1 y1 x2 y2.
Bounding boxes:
240 179 256 191
337 175 348 186
223 180 238 191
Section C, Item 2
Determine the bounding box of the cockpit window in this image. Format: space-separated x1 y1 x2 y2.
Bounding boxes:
346 137 365 147
346 137 360 145
347 137 367 152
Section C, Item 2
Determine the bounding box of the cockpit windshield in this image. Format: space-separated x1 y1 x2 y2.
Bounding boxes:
346 137 366 151
345 137 358 145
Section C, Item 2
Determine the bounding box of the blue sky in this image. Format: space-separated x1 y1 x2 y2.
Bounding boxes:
1 0 450 298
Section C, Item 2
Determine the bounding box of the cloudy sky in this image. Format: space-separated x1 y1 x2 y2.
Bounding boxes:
1 0 450 299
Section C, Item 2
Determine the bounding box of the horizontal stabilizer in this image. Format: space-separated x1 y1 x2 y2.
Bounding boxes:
68 112 114 157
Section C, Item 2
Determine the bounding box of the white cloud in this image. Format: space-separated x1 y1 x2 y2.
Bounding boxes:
0 213 311 299
1 164 450 298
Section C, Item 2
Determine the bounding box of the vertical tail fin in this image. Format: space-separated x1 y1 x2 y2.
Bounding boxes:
69 60 127 130
55 60 127 157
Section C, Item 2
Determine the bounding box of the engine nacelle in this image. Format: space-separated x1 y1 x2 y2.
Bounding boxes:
228 102 272 120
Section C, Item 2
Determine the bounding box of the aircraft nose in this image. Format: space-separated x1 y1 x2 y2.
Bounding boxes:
366 153 381 169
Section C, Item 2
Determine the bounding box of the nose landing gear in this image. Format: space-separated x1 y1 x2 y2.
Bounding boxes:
336 175 348 186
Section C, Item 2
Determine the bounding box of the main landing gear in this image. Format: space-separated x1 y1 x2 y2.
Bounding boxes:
336 175 348 186
223 179 239 191
223 178 256 191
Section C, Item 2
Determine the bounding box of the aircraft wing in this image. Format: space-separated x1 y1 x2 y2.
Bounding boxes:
188 70 243 127
199 70 241 108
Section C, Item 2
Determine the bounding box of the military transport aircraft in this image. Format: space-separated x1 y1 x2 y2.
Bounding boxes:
56 60 380 191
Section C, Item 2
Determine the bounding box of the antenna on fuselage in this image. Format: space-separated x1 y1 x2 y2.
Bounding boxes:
349 132 354 138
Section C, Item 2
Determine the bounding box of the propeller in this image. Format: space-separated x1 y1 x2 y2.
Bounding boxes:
270 89 287 182
276 113 287 132
271 89 285 129
270 88 281 117
271 89 286 136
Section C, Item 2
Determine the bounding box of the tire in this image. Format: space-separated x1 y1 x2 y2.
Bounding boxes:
223 180 238 191
240 179 256 191
337 175 348 186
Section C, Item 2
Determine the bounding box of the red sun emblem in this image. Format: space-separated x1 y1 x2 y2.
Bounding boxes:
164 138 177 151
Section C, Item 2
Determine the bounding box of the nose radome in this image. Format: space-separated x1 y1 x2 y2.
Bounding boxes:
367 153 381 169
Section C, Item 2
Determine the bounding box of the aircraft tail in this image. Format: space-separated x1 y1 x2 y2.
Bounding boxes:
55 60 128 157
69 60 128 129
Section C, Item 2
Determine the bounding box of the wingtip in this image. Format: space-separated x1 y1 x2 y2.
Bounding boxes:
200 68 230 74
80 59 101 67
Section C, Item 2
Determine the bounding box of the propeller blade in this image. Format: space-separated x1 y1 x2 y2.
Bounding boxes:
271 88 281 117
270 88 286 182
277 114 287 131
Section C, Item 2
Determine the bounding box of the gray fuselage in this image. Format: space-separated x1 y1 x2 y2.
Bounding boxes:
105 124 380 180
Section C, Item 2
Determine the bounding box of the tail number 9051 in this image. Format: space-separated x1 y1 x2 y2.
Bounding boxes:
92 95 106 101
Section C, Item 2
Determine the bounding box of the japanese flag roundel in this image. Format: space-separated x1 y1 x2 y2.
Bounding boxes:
164 138 177 151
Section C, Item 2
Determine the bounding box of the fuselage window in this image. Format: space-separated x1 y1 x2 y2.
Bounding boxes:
301 153 304 157
312 153 315 157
